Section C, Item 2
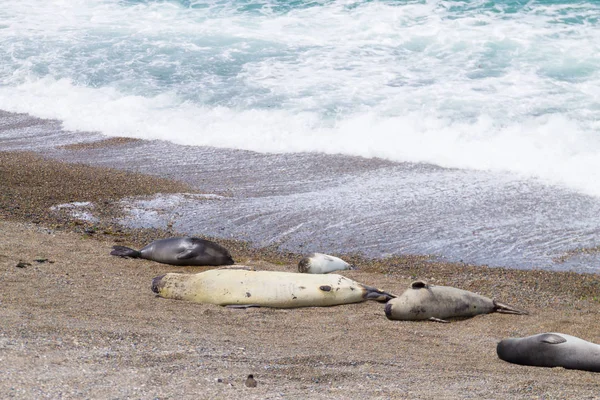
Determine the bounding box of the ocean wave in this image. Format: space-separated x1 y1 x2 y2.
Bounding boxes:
1 0 599 197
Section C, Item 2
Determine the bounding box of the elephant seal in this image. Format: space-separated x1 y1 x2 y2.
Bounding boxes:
497 333 600 372
151 269 395 308
298 253 356 274
384 280 527 322
110 237 234 266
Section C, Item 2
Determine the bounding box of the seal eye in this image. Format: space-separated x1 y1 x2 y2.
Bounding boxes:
319 285 332 292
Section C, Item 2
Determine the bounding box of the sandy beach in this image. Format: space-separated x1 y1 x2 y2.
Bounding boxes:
2 150 600 399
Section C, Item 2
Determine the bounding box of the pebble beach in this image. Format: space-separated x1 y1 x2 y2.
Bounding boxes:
2 149 600 399
3 0 600 397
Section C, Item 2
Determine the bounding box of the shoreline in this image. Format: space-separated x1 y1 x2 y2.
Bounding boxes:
2 149 600 398
3 108 600 271
2 149 600 282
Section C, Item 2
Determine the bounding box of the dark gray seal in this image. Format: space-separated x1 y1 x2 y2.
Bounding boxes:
110 237 234 266
497 333 600 372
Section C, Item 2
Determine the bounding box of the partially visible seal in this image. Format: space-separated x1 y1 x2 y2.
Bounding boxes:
110 237 234 266
384 280 527 322
151 269 395 308
497 333 600 372
298 253 356 274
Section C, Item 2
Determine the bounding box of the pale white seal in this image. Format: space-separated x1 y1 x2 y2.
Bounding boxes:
298 253 356 274
497 333 600 372
151 269 395 308
384 280 527 322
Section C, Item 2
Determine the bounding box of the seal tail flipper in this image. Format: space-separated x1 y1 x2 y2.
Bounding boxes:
110 245 142 258
493 300 529 315
362 285 396 303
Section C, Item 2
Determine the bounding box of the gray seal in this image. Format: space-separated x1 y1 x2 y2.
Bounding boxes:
110 237 234 266
497 333 600 372
384 280 527 322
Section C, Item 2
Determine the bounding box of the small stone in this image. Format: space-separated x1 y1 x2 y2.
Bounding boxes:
245 374 257 388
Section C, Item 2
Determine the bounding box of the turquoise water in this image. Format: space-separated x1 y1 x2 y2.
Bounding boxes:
1 0 599 199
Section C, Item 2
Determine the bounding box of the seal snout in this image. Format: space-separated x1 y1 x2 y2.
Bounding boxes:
151 274 167 294
384 302 393 318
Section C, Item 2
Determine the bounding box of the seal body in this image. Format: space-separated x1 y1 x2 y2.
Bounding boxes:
151 269 395 308
384 281 526 322
298 253 355 274
497 333 600 372
110 237 234 266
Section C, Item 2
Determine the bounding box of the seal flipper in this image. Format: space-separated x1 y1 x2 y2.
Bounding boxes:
225 304 262 309
493 300 528 315
362 285 396 303
540 333 567 344
428 317 450 323
111 245 142 258
176 249 198 260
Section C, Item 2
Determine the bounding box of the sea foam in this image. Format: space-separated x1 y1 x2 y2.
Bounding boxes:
1 0 599 196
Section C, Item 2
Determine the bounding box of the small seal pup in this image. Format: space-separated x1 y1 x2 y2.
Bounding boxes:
384 280 527 322
497 333 600 372
110 237 234 266
151 268 395 308
298 253 356 274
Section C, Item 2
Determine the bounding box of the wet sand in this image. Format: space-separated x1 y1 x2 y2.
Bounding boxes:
1 151 600 399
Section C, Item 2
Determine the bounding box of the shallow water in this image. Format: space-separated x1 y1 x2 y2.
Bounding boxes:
2 110 599 272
